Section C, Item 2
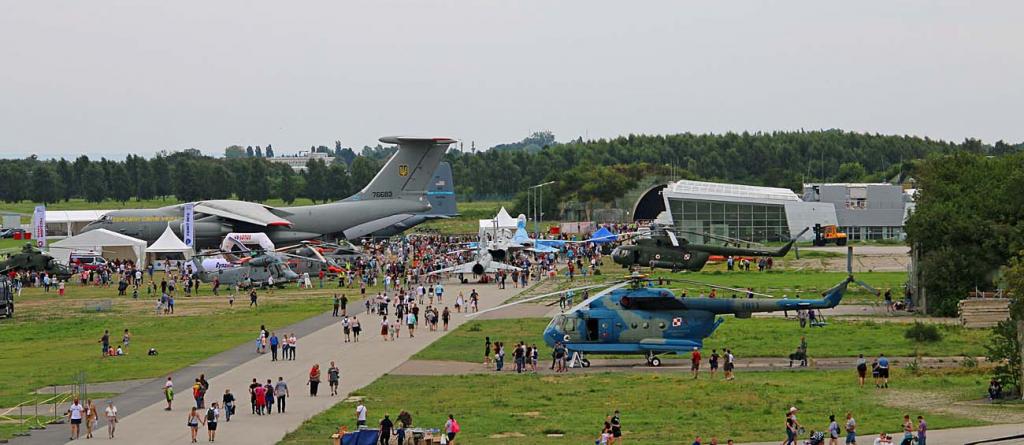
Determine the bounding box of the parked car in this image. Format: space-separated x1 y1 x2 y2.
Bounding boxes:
70 253 109 271
0 228 26 239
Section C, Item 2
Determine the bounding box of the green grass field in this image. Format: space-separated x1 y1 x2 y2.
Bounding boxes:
413 318 991 364
279 369 991 444
0 276 379 410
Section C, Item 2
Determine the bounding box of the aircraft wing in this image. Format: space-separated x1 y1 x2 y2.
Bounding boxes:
194 200 293 227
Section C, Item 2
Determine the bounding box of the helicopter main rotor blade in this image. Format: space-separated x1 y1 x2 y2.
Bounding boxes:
667 278 776 298
466 283 618 318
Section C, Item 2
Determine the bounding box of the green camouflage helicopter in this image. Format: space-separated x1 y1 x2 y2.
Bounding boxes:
611 226 809 272
0 243 72 280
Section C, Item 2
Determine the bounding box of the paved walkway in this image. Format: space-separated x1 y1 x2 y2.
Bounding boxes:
742 424 1024 445
12 281 522 445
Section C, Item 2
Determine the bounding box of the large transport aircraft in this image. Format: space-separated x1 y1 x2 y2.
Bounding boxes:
82 137 456 248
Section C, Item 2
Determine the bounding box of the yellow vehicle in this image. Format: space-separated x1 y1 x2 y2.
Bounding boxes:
812 224 848 246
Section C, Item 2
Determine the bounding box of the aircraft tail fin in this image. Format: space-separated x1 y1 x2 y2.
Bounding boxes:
357 137 456 201
424 162 458 216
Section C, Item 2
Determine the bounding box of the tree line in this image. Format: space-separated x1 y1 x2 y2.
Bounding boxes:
0 152 384 205
1 130 1020 209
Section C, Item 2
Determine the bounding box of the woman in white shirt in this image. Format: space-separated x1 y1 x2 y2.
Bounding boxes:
104 401 118 439
67 398 84 440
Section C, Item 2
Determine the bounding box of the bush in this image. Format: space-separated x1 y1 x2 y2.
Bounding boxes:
904 322 943 343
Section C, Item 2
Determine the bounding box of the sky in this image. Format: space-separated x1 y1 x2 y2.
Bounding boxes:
1 1 1021 159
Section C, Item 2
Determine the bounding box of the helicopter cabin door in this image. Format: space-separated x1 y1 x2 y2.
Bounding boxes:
583 315 616 342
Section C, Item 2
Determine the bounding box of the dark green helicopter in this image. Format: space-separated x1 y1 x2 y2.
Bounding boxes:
611 226 809 272
0 243 72 280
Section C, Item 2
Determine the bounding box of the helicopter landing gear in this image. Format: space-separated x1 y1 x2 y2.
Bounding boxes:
569 352 591 368
645 352 662 367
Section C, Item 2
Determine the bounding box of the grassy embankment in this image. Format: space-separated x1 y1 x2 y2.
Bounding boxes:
279 369 994 444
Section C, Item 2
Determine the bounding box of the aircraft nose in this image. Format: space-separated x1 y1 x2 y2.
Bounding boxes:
543 322 562 347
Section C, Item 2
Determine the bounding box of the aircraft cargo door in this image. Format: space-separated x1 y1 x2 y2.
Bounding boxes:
584 317 617 342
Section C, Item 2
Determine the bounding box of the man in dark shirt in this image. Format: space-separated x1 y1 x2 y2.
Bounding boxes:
248 379 260 414
610 410 622 441
379 415 394 445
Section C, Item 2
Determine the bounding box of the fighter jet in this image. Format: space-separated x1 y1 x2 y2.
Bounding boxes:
82 137 455 248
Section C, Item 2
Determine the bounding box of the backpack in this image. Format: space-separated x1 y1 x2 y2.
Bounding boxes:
451 419 460 433
206 408 215 422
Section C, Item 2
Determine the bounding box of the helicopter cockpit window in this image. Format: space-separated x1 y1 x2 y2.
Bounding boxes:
642 322 649 329
630 322 638 329
658 322 666 330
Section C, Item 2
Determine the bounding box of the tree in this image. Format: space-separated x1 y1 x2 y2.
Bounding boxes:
150 156 172 199
835 162 867 182
224 145 245 159
988 254 1024 397
83 163 107 202
173 158 203 202
29 163 60 204
349 156 381 192
302 159 330 203
0 162 28 203
247 158 271 202
326 161 351 200
277 167 300 204
265 144 274 158
109 164 132 203
246 146 255 158
55 158 74 201
255 146 263 158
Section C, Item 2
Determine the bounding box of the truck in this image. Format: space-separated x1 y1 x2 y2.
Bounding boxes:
0 276 12 319
812 224 848 246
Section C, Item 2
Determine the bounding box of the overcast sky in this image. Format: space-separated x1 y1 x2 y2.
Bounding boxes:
1 1 1021 158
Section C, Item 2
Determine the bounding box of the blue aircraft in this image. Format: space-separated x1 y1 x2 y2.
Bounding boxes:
471 247 867 367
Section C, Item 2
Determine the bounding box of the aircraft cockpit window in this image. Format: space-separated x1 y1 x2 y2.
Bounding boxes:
630 322 638 329
642 322 649 329
658 322 666 330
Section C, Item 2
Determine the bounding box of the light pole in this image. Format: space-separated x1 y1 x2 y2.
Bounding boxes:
530 181 556 236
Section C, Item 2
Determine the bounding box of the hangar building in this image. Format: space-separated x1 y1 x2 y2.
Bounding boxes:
632 179 913 244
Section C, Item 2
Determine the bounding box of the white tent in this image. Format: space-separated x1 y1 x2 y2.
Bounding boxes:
146 226 194 264
478 207 519 230
50 229 147 266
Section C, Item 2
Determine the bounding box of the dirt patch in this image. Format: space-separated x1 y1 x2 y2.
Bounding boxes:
881 389 1024 423
515 411 542 417
489 432 526 438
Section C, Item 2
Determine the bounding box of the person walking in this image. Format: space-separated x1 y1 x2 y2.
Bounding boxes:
222 390 235 422
104 401 118 439
206 402 220 442
877 354 890 388
916 416 927 445
724 349 736 381
328 361 341 396
355 402 367 427
85 399 98 439
66 398 84 440
343 317 351 342
269 332 280 361
828 414 840 445
264 380 275 415
856 354 867 387
253 381 267 415
340 294 348 316
187 407 202 443
785 407 801 445
308 364 321 396
164 376 174 411
844 412 857 445
691 347 702 379
333 294 340 317
444 414 460 444
609 409 622 444
379 414 394 445
275 377 289 413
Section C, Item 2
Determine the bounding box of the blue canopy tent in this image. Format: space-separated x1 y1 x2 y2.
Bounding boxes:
589 227 617 244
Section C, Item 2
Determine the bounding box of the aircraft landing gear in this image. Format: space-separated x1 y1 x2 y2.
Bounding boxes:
645 352 662 367
569 352 591 368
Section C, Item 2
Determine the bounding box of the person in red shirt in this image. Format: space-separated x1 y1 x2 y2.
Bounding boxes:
691 347 702 379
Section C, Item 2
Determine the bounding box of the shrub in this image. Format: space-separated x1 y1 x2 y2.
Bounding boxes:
904 322 942 343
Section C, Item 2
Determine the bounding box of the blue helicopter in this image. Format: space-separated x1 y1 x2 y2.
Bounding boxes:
471 247 871 367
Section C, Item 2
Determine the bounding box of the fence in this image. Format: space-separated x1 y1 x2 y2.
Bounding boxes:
0 372 86 437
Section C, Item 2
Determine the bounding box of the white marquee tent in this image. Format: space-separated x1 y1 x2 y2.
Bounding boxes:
478 207 521 240
146 226 194 265
50 228 148 266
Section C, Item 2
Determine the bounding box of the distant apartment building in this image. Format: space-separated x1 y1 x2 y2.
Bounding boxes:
267 151 334 172
801 183 915 241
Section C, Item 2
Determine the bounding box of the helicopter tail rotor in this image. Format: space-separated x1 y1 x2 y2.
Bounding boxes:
847 246 879 296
